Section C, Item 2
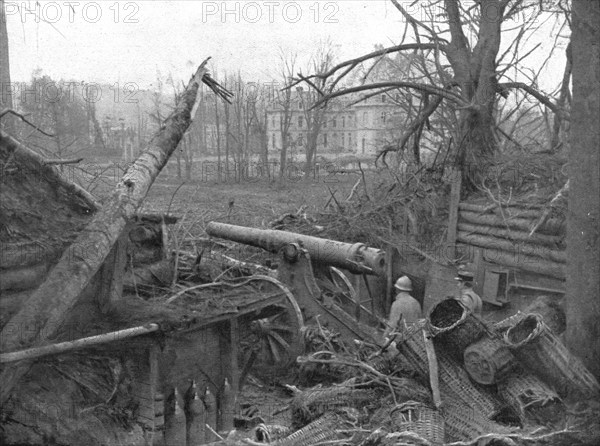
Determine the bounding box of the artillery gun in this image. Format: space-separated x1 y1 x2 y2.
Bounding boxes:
206 222 389 352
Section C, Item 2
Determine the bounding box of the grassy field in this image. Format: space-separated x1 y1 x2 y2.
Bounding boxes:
139 172 364 239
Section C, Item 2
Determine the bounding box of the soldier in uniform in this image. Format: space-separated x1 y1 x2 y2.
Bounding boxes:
383 275 422 339
455 270 483 316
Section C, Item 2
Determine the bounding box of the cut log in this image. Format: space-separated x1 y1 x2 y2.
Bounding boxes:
458 244 565 279
458 202 552 219
457 232 566 263
459 202 544 212
0 62 212 404
457 222 564 249
459 211 565 235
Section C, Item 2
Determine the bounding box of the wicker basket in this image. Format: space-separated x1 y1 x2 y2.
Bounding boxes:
427 298 488 362
504 313 600 397
398 323 503 419
255 424 292 443
498 371 565 425
442 400 514 442
464 336 518 385
276 410 355 446
290 383 381 428
390 401 445 445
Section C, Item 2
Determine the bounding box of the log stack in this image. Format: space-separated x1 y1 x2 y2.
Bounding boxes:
456 202 566 280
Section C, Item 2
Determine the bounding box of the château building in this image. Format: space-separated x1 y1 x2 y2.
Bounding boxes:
266 88 405 158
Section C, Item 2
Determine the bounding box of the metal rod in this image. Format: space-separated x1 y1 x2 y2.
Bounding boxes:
0 323 160 363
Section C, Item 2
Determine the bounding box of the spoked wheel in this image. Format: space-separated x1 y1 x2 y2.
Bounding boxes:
237 276 304 378
316 266 358 313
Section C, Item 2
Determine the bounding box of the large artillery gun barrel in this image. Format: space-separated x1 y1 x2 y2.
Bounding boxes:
206 222 386 276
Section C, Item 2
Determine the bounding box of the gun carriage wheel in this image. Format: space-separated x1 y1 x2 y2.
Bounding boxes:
234 276 304 379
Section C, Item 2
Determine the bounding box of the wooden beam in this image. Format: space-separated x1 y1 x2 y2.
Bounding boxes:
0 323 159 363
473 247 485 296
0 63 210 404
446 169 462 259
385 248 394 316
228 317 239 428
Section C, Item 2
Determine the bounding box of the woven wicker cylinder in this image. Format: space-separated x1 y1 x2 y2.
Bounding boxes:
390 401 445 445
504 314 600 397
442 401 512 442
498 372 565 425
427 299 488 362
291 384 381 428
464 336 518 385
398 323 502 419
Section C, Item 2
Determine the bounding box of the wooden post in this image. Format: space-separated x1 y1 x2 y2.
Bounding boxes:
385 247 394 316
354 273 362 322
473 247 485 297
446 168 462 260
228 317 239 424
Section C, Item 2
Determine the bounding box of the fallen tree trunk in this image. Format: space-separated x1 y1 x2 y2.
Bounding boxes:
457 222 564 249
459 211 565 235
0 63 211 404
457 232 566 263
458 244 565 279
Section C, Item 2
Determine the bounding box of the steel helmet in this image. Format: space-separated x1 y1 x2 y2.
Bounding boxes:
394 275 413 292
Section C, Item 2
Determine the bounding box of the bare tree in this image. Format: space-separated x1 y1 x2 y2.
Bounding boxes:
250 82 271 179
213 93 223 181
296 41 336 179
275 51 297 180
300 0 567 190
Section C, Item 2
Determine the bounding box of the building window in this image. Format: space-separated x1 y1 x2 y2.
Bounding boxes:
323 134 328 146
348 133 352 147
332 118 337 128
342 116 346 128
298 134 304 146
272 133 276 148
341 133 345 147
381 112 386 124
298 116 303 128
298 101 302 110
381 94 386 103
363 112 368 125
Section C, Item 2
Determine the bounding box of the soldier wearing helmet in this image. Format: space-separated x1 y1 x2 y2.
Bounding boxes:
383 275 422 338
455 269 483 316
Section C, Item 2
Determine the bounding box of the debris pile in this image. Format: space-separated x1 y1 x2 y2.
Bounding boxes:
233 301 600 446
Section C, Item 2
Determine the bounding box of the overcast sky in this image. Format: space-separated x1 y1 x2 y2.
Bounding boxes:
5 1 567 91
